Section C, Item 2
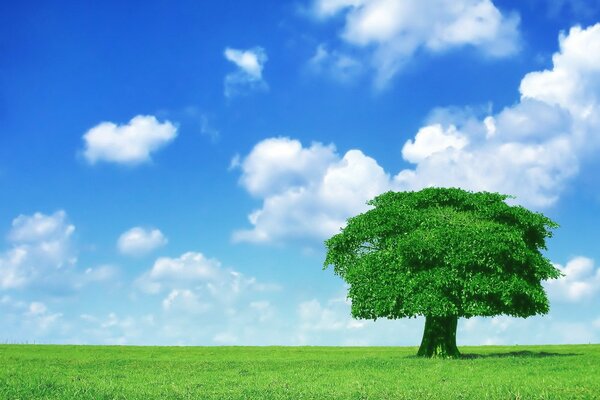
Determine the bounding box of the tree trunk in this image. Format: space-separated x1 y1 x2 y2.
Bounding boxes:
417 316 460 358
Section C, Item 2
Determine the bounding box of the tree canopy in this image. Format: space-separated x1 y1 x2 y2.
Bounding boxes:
323 187 561 357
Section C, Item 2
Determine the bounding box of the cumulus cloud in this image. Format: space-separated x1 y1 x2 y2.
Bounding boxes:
401 124 469 163
519 24 600 143
82 115 177 165
546 257 600 303
224 47 268 97
0 211 76 290
238 137 338 197
310 0 520 87
396 23 600 207
136 252 224 294
234 24 600 244
395 124 578 208
136 251 280 312
0 211 117 293
8 211 74 243
117 227 167 256
124 251 283 345
233 137 392 243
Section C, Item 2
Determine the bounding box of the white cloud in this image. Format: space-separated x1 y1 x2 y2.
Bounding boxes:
0 211 76 290
546 257 600 303
117 227 167 256
396 23 600 207
233 138 393 243
235 25 600 243
224 47 268 97
136 251 280 310
136 252 223 294
310 0 520 87
130 251 283 345
395 128 578 208
401 124 469 163
238 137 337 198
82 115 177 165
520 24 600 136
8 211 74 243
0 211 118 293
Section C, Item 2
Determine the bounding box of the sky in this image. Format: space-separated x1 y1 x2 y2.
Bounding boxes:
1 0 600 346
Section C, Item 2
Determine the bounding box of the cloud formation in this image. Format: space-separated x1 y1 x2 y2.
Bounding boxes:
224 47 268 97
234 24 600 244
233 137 391 243
0 296 66 340
396 23 600 206
546 257 600 303
310 0 520 87
82 115 177 165
117 227 167 256
0 211 76 289
136 251 280 311
0 211 116 293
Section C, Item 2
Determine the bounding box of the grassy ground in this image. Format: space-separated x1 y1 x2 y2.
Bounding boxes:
0 344 598 399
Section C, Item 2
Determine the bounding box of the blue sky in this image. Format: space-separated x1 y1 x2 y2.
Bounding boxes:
1 0 600 346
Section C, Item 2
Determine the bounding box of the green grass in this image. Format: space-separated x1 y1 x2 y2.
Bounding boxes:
0 344 598 399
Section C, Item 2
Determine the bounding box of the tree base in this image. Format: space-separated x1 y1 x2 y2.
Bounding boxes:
417 316 460 359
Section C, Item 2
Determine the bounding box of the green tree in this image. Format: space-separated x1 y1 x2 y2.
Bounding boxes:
323 187 561 358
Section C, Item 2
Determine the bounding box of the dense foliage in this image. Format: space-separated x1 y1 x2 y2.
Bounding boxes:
324 187 561 357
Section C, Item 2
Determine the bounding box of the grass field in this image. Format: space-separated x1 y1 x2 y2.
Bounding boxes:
0 344 598 399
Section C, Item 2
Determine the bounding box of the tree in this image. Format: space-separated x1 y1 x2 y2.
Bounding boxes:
323 187 561 358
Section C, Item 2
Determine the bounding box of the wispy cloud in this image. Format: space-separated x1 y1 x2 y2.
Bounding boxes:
223 47 268 97
308 0 520 88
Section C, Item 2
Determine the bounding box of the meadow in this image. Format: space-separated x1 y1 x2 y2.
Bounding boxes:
0 344 598 399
